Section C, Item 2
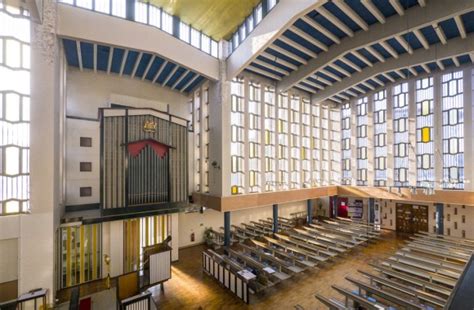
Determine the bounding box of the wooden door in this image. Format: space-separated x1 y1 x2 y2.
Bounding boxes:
396 204 428 234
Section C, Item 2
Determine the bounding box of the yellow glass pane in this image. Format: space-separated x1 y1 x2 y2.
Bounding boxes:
421 127 430 143
421 100 430 116
231 185 238 195
265 130 270 144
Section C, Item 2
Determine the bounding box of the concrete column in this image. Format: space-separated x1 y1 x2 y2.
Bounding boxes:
350 100 357 185
463 68 473 191
224 212 231 247
306 200 313 224
435 203 444 235
368 198 375 224
272 204 279 233
329 196 338 218
433 73 443 190
367 95 375 186
386 87 394 187
126 0 135 21
408 79 417 187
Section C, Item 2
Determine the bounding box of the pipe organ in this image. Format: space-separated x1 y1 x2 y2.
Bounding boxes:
100 108 188 212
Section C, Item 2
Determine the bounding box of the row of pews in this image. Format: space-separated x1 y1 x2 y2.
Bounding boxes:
316 230 474 309
204 216 381 296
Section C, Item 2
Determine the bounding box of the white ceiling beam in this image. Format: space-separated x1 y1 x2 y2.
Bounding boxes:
361 0 386 24
247 65 283 81
454 15 466 39
300 15 341 44
119 50 128 76
296 83 317 94
312 35 474 102
413 29 429 49
303 78 325 90
152 60 167 83
374 76 385 85
317 6 354 37
93 43 97 73
312 74 333 86
418 0 426 7
353 85 366 93
320 68 342 82
269 44 308 65
131 52 143 78
421 63 431 73
365 46 385 63
394 36 413 54
434 23 447 44
253 59 290 75
407 67 418 76
345 89 359 97
180 74 200 92
331 63 352 77
389 0 405 16
277 0 474 92
107 47 114 74
379 41 399 59
261 52 299 71
352 50 374 67
452 57 460 67
337 93 351 101
171 70 189 89
361 81 375 90
288 26 328 52
278 35 318 58
162 65 179 86
334 1 369 31
396 69 407 79
469 53 474 63
436 60 445 70
382 73 395 82
330 97 342 104
339 57 362 72
141 55 155 80
76 41 83 71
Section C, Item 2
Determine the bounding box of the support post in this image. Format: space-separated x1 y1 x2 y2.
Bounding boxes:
329 196 338 218
126 0 135 21
272 204 278 233
224 211 231 247
368 198 375 224
307 199 313 224
435 203 444 235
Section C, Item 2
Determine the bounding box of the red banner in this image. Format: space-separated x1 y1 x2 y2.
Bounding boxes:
127 139 170 158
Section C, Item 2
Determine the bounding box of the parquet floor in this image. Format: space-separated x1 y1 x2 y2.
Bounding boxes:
151 230 407 310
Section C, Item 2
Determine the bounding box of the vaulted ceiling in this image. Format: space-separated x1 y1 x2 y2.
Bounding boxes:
148 0 260 40
239 0 474 103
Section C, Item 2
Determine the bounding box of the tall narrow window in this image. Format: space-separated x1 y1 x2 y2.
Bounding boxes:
193 90 201 192
312 104 321 186
95 0 110 14
330 107 341 185
393 82 409 187
231 78 245 195
341 102 351 185
356 98 368 186
111 0 126 18
277 92 289 190
289 95 301 189
442 71 464 189
248 82 261 193
0 5 30 215
264 87 276 192
191 28 201 49
134 1 148 24
321 106 330 185
179 22 190 43
301 98 311 187
148 4 161 28
416 77 434 188
161 10 173 34
202 88 209 193
374 90 387 187
201 34 210 54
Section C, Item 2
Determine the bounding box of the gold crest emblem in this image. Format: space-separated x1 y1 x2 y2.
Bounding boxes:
143 120 157 133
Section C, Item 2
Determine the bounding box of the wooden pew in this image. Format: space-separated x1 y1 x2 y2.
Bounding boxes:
322 220 380 239
331 285 383 309
270 217 294 229
240 243 304 274
417 231 474 246
345 276 424 309
303 226 364 247
405 243 470 263
370 264 452 297
310 223 369 242
287 231 346 254
242 223 268 235
396 248 465 272
314 294 346 310
262 235 327 263
413 233 474 249
231 225 260 238
296 227 355 249
250 221 273 233
409 237 474 255
251 239 316 268
387 255 461 280
357 270 447 308
392 252 464 274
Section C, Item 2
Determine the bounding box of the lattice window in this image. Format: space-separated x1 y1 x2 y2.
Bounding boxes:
289 95 301 189
231 78 245 195
321 105 330 186
202 87 209 193
264 86 276 192
341 102 351 185
311 103 321 186
248 82 261 193
277 92 289 190
416 77 435 188
193 90 201 192
0 4 30 215
301 98 311 188
373 90 387 187
330 107 341 185
393 82 409 187
356 98 368 186
442 71 464 189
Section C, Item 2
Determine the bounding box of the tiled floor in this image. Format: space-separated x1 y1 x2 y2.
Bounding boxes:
151 230 406 309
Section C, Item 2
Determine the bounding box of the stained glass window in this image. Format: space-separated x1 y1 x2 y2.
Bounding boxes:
416 77 434 188
312 103 321 186
290 95 301 189
264 86 276 192
277 92 289 190
373 90 387 187
248 82 261 193
301 98 311 187
356 98 368 186
0 5 30 215
341 102 351 185
442 71 464 189
230 78 245 194
330 107 341 185
193 90 201 192
321 105 330 185
393 82 409 187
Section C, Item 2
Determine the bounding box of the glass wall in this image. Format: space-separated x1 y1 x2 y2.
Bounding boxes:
373 90 387 187
341 102 352 185
356 97 368 186
393 82 409 187
230 78 245 195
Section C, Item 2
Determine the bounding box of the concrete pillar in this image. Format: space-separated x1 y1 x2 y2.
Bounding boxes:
368 198 375 224
435 203 444 235
306 200 312 224
272 204 279 233
224 212 231 247
126 0 135 21
329 196 338 218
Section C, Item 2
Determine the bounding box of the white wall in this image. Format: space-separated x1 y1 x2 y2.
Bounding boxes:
178 201 307 249
0 238 18 283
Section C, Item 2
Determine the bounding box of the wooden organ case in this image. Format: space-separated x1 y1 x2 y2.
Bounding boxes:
100 107 188 215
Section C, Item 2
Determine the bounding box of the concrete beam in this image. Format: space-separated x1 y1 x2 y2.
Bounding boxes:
312 34 474 102
57 4 219 80
277 0 474 92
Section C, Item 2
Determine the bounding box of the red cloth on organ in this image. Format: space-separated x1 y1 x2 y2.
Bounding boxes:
127 139 170 158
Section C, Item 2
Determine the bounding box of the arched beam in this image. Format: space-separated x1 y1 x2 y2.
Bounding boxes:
312 34 474 102
277 0 474 92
